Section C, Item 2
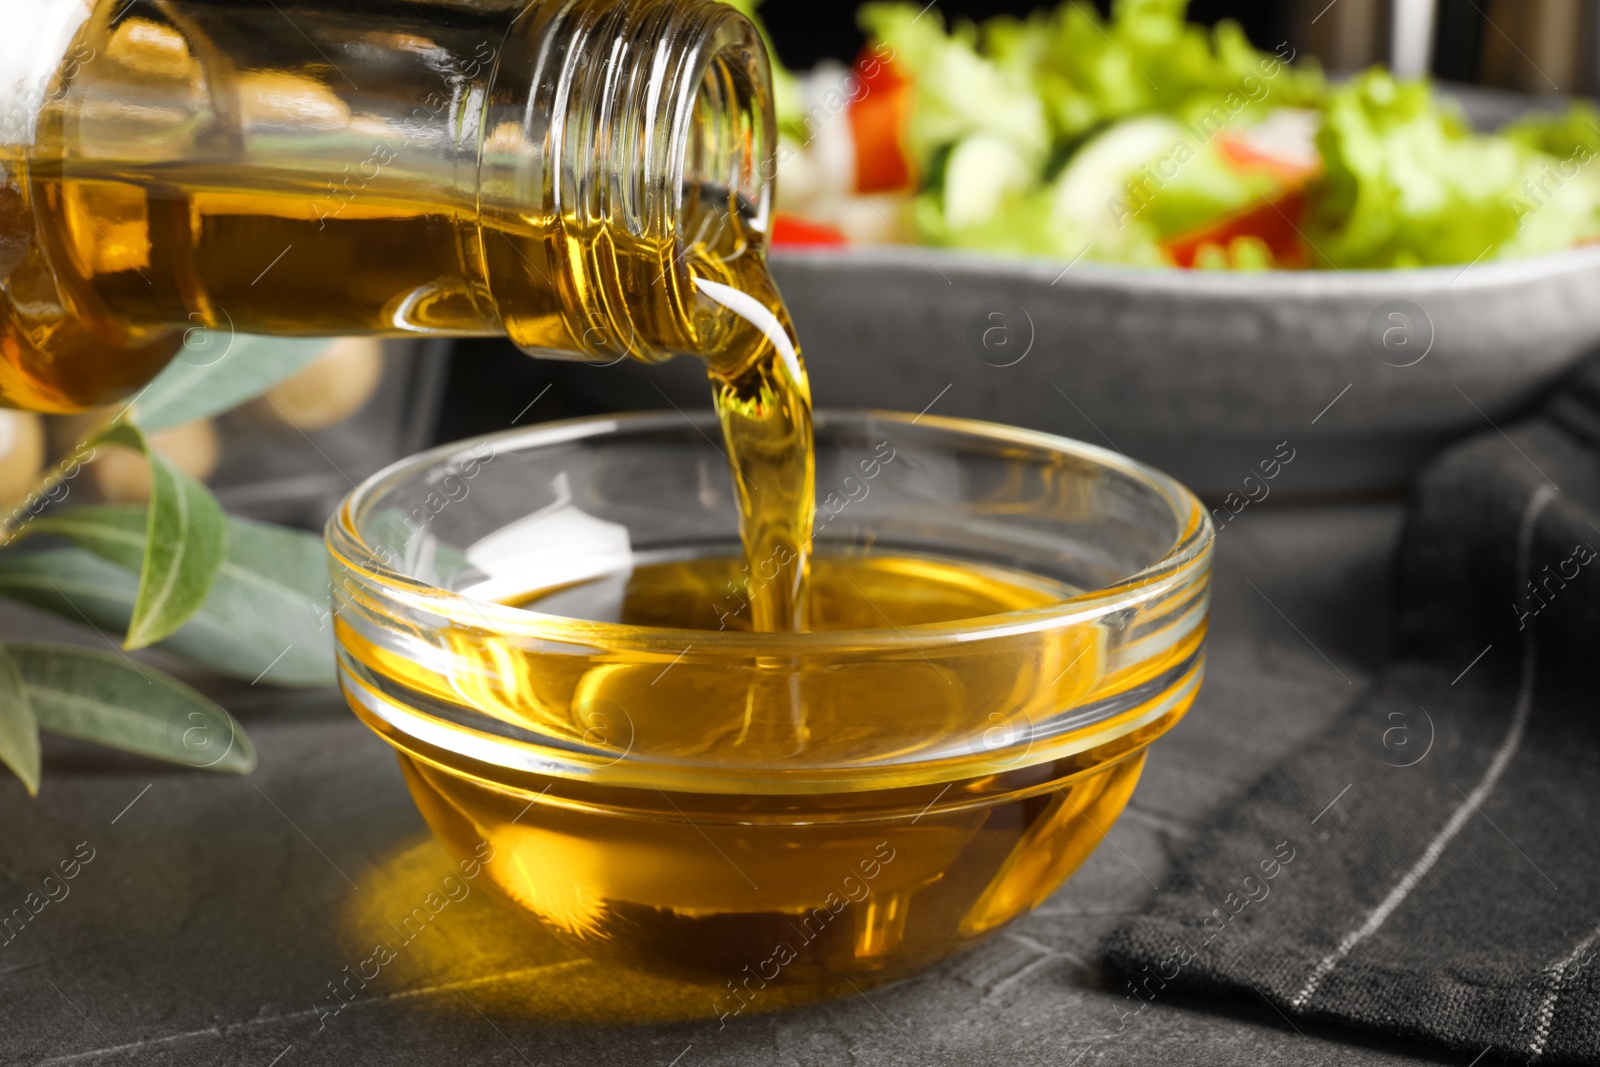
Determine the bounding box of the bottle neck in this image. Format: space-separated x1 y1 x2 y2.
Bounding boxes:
0 0 777 412
483 0 778 365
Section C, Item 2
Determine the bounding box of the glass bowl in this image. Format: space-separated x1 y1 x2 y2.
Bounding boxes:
326 410 1212 997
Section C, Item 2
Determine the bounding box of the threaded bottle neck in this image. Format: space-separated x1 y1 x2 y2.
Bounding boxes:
482 0 776 364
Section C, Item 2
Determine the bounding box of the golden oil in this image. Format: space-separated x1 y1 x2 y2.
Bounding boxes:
337 549 1206 990
7 152 815 626
3 0 812 625
398 745 1152 995
0 150 182 412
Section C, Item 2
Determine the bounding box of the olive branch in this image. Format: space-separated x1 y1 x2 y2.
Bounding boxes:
0 337 343 794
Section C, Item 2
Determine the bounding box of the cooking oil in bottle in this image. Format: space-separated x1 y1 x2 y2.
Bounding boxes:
3 0 813 625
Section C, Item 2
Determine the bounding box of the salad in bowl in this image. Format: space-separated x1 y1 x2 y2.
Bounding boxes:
743 0 1600 271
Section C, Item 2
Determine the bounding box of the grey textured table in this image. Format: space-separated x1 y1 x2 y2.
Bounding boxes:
0 501 1450 1067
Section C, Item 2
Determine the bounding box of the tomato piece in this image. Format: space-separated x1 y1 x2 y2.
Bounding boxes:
849 48 914 194
1215 135 1320 185
771 213 848 247
1161 189 1311 269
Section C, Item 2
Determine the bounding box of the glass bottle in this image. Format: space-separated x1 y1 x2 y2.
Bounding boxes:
0 0 776 412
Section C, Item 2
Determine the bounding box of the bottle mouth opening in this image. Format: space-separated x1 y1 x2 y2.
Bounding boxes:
623 1 777 364
514 0 778 366
673 12 774 277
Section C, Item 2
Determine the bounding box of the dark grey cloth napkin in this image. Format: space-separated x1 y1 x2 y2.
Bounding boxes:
1102 361 1600 1063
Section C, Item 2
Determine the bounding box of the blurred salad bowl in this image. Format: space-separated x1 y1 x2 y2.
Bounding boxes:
560 241 1600 497
548 1 1600 497
760 0 1600 273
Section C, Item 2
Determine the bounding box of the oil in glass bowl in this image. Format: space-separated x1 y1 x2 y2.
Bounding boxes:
330 412 1212 998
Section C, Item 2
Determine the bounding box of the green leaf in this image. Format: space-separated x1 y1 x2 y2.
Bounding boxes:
32 503 329 598
0 644 40 795
7 643 255 774
31 507 334 683
129 333 332 433
90 423 227 651
0 545 335 687
1310 72 1600 267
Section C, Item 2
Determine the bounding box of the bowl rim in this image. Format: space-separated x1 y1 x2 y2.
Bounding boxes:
771 240 1600 297
326 408 1214 651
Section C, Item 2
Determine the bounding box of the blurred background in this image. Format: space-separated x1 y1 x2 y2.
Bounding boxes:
427 0 1600 495
757 0 1600 93
29 0 1594 529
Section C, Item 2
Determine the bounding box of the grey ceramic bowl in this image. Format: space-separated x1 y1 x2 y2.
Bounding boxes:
547 242 1600 499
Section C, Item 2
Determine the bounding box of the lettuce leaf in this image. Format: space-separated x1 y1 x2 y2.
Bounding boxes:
862 0 1319 262
1309 71 1600 268
858 4 1050 170
984 0 1322 144
1501 101 1600 159
718 0 806 139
